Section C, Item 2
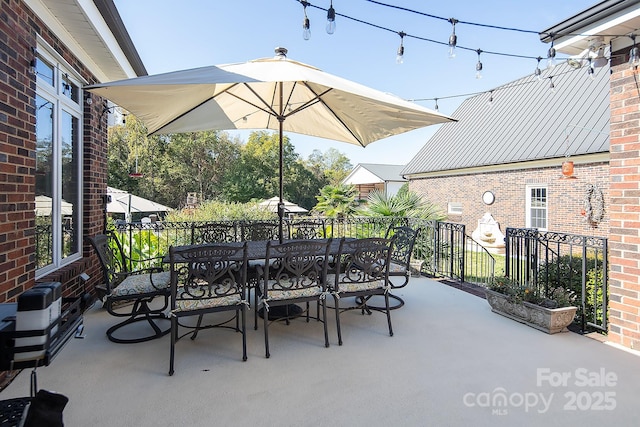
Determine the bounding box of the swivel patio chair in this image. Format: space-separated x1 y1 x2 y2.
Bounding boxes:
168 243 249 375
257 239 332 358
330 237 395 345
382 225 421 309
87 233 171 343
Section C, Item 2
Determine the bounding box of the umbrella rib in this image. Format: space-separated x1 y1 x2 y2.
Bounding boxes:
300 82 366 147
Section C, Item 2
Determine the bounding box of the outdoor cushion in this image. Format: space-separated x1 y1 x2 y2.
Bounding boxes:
111 271 171 297
262 284 323 301
173 292 243 312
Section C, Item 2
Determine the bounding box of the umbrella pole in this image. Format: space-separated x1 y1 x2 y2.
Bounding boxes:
278 82 285 243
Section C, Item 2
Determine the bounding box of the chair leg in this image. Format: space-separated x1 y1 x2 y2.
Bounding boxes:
241 305 247 361
322 299 330 348
191 314 204 340
263 302 270 358
385 293 394 337
254 284 259 331
169 315 177 376
333 294 342 346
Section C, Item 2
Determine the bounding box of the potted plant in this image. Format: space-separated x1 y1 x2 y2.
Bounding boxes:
485 276 578 334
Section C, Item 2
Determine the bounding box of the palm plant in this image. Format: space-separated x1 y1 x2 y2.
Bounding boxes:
359 187 445 220
313 184 360 218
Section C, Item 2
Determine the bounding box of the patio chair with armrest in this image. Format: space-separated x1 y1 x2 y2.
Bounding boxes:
330 237 395 345
168 243 249 375
240 221 279 241
87 232 171 344
257 239 332 358
382 225 421 309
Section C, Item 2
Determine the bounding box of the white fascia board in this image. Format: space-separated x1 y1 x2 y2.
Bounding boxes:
555 7 640 54
344 168 384 185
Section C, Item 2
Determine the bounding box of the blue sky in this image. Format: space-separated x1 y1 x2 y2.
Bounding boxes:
112 0 597 166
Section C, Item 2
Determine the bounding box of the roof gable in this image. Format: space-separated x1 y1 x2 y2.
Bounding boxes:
403 61 610 176
343 163 407 184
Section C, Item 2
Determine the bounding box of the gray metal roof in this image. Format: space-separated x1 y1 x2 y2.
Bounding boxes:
402 61 610 176
350 163 407 182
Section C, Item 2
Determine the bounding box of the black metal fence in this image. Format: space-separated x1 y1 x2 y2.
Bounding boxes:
504 228 608 333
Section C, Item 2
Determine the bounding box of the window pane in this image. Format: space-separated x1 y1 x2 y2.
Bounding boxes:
61 110 79 260
36 56 54 87
35 95 54 268
61 74 79 103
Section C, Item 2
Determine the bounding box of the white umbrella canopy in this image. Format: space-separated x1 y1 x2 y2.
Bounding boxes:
106 187 171 218
86 48 454 143
87 48 455 238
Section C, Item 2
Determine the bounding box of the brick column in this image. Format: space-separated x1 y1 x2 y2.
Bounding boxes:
608 63 640 349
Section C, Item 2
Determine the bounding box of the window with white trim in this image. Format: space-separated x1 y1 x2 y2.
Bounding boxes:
526 185 547 230
35 47 83 275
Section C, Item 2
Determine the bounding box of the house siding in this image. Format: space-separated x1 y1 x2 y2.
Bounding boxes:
0 0 107 303
409 162 609 239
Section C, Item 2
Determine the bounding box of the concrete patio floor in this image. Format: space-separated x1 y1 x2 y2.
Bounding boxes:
2 276 639 426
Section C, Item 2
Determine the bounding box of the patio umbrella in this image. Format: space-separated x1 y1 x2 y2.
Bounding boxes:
86 47 455 239
258 196 308 214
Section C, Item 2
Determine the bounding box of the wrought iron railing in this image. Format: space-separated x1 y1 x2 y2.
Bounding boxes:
504 228 608 333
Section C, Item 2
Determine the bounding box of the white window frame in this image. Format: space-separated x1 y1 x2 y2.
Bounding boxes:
525 185 548 230
35 43 85 278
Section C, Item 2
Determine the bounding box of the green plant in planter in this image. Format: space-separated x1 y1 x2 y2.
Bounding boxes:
488 276 576 309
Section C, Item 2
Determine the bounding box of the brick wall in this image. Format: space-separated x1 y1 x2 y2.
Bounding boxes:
608 61 640 350
0 0 107 303
409 162 609 239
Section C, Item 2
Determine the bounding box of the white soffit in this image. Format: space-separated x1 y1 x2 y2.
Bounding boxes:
25 0 137 82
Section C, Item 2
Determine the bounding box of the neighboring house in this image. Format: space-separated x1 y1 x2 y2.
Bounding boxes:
403 59 610 239
342 163 407 200
0 0 144 302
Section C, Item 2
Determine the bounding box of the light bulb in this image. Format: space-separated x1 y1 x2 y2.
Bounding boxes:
476 61 483 79
448 34 457 59
303 17 311 40
549 78 556 93
326 3 336 35
547 46 556 69
396 46 404 64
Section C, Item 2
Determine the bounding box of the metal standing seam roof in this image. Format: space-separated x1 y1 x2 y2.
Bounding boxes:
402 61 610 176
345 163 407 183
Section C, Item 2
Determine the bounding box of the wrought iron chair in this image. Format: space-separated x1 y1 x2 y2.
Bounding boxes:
191 222 238 244
382 225 421 309
240 221 279 241
168 243 249 375
330 237 395 345
257 239 332 358
287 219 326 239
87 233 171 343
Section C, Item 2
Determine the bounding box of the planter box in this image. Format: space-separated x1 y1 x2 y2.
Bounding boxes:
485 289 577 334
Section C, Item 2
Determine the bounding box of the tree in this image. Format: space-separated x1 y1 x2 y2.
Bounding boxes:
306 148 352 186
313 184 360 218
222 131 324 209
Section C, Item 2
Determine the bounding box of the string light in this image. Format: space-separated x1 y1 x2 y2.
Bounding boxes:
29 47 36 75
434 98 439 111
547 36 556 69
475 49 483 79
534 57 542 81
487 91 494 107
326 1 336 34
396 31 406 64
587 58 595 80
302 1 311 40
448 18 458 59
549 76 556 93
